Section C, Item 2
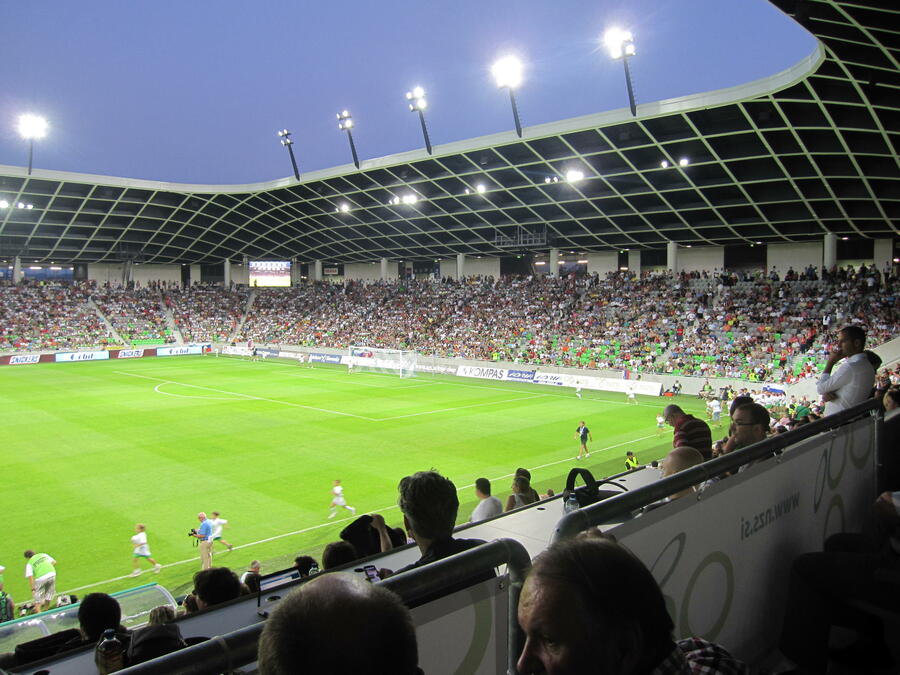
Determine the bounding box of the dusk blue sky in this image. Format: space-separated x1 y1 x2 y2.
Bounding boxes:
1 1 816 185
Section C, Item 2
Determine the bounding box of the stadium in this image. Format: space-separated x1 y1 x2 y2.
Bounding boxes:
0 0 898 672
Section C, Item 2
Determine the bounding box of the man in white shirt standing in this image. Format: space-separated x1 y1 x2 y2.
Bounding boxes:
817 326 876 416
469 478 502 523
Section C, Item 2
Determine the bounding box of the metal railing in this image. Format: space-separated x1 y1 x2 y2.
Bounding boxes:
553 398 883 542
114 538 531 675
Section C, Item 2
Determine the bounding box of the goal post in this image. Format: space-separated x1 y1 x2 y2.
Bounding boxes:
347 346 418 378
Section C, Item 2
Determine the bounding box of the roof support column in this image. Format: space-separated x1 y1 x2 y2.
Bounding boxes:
628 250 641 274
456 253 465 280
667 241 678 274
13 256 21 284
223 260 231 287
549 248 559 277
823 233 837 273
874 239 892 274
314 260 323 282
380 258 389 281
122 260 133 287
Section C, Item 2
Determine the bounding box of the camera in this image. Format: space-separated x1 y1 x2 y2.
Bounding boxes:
188 528 198 537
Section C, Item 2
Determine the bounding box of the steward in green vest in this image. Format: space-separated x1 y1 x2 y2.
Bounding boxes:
625 452 639 471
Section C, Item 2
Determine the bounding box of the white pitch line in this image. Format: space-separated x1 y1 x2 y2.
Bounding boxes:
119 370 533 423
57 432 663 596
377 393 550 420
154 383 240 400
115 370 378 421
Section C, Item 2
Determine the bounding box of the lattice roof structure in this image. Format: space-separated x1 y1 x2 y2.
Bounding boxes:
0 0 897 265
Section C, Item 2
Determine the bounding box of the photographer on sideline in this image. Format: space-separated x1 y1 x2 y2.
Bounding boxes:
189 512 214 570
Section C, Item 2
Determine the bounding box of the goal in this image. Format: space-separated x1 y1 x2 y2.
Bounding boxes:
347 346 417 378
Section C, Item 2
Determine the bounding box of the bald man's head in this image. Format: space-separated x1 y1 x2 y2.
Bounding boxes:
662 446 704 500
257 573 420 675
662 446 704 477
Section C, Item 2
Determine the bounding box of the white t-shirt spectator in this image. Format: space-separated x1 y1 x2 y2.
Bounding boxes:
816 353 876 416
470 496 503 523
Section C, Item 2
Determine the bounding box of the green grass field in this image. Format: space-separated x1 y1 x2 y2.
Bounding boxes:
0 355 709 604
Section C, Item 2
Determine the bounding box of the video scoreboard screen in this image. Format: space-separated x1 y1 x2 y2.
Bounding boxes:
249 260 291 287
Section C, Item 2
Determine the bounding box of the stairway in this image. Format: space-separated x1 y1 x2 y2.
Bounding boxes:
159 292 185 344
230 289 257 343
87 298 125 345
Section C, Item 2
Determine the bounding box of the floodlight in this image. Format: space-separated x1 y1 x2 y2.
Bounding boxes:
276 128 300 180
337 110 360 168
401 194 418 205
476 184 486 194
405 87 433 154
603 28 634 60
678 157 689 167
492 55 525 137
18 113 48 175
566 169 585 183
602 27 638 117
18 114 47 140
660 160 669 168
339 203 350 213
492 55 523 89
0 200 8 209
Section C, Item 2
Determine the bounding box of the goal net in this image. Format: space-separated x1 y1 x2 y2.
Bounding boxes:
347 346 417 378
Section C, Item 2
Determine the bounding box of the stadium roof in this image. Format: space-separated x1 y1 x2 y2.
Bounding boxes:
0 0 898 265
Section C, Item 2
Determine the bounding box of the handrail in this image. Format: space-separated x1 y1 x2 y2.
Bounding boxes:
553 398 882 542
114 538 531 675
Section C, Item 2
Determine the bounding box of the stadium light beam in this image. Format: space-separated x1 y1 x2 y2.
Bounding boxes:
277 129 300 180
337 110 360 169
405 87 433 155
492 55 524 137
603 28 637 117
18 114 48 175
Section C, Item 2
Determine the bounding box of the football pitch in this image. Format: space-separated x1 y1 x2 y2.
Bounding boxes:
0 355 707 602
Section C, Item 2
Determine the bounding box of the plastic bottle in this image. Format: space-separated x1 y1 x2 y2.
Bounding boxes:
94 628 124 674
564 493 580 513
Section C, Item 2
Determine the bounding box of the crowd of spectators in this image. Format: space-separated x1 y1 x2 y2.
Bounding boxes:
2 268 896 390
231 265 897 384
0 283 109 351
92 287 173 343
164 284 249 343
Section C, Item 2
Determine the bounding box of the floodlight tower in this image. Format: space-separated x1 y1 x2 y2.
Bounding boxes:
491 55 524 137
405 86 433 155
603 27 637 117
17 114 48 175
277 129 300 180
337 110 360 169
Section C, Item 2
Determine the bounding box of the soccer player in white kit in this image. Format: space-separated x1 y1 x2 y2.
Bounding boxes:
130 524 162 576
328 479 357 519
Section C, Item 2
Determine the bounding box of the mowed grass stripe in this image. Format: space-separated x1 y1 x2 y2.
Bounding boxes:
0 356 707 602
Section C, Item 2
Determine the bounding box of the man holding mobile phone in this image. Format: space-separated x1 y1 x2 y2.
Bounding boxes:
816 326 875 416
